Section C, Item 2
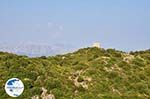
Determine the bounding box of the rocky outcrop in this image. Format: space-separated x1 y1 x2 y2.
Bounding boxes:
31 87 55 99
69 70 92 90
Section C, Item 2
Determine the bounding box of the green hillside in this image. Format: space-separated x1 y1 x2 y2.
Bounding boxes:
0 47 150 99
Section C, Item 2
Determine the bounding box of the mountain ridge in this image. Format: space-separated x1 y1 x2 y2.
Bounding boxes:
0 43 74 57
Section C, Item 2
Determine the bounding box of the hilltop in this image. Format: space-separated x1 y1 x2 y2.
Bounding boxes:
0 47 150 99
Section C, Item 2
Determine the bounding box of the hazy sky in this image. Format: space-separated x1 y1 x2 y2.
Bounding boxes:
0 0 150 51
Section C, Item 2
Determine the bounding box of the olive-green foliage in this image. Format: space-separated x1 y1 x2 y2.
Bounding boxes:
0 48 150 99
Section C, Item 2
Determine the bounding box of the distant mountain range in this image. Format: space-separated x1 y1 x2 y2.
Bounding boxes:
0 43 74 57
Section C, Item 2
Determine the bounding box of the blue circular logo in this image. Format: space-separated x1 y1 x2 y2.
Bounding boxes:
5 78 24 97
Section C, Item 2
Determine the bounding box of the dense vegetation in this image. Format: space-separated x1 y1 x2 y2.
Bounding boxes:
0 47 150 99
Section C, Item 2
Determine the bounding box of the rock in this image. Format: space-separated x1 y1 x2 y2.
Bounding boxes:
40 87 55 99
31 87 55 99
42 94 55 99
84 77 92 82
62 56 66 59
123 54 134 63
41 87 48 98
31 95 39 99
70 70 92 90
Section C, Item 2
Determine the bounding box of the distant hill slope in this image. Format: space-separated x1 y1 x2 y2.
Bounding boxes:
0 47 150 99
0 43 73 57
